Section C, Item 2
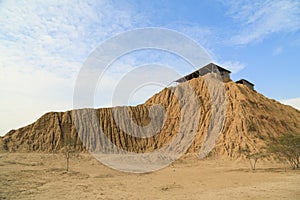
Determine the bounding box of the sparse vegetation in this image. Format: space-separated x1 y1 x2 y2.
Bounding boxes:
239 146 266 171
64 145 71 172
63 137 77 172
266 133 300 169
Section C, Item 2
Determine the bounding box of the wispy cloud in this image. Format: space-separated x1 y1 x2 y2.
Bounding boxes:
281 97 300 110
0 1 137 77
165 21 214 47
225 0 300 45
217 61 246 74
272 47 283 56
0 0 142 135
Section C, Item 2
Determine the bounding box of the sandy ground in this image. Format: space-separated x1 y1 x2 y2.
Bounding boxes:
0 153 299 200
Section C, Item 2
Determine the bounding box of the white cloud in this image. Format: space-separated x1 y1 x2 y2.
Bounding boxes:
0 1 142 135
0 1 136 76
226 0 300 45
281 97 300 110
216 60 246 74
165 21 214 47
272 47 283 56
0 65 76 135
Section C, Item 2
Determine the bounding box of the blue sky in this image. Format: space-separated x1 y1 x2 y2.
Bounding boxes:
1 0 300 135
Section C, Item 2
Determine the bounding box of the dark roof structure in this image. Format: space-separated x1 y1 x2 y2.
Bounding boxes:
175 63 231 83
236 79 255 90
236 79 255 86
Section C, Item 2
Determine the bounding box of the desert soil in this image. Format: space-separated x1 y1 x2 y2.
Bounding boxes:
0 153 299 200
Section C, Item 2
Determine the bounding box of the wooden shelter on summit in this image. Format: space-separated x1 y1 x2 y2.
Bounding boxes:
236 79 255 90
175 63 232 83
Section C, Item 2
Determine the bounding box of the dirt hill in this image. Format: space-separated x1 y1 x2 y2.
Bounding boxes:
1 75 300 158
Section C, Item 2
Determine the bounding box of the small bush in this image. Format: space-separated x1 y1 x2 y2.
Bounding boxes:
266 133 300 169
